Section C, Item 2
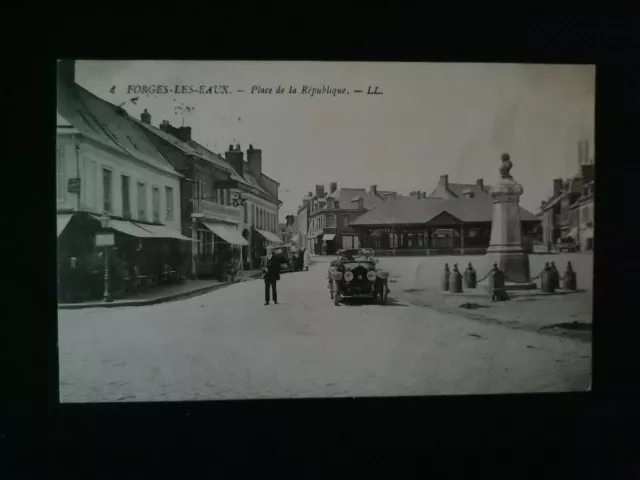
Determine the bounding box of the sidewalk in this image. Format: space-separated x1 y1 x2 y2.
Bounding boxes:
58 270 262 310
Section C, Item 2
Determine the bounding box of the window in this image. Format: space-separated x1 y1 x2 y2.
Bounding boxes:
152 186 160 222
137 182 147 221
252 205 255 226
217 189 222 204
56 149 65 202
327 214 336 228
343 215 349 227
122 175 131 218
102 168 112 214
243 203 248 223
165 186 174 221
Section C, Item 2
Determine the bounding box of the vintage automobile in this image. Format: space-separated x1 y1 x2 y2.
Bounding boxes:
328 249 389 305
273 245 298 272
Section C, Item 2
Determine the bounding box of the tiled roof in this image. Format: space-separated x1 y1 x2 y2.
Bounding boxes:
336 188 381 210
350 194 538 227
57 82 179 177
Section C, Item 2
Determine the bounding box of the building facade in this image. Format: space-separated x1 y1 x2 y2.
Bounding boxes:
57 60 190 302
307 183 390 255
539 164 594 250
295 196 311 251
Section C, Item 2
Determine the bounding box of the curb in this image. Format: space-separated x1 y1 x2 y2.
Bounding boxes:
58 272 262 310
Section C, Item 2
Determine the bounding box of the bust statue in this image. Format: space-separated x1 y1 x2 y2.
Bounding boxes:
499 153 513 179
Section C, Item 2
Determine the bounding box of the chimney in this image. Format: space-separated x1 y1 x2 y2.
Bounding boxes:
370 185 378 196
160 120 171 133
247 146 262 179
175 126 191 142
57 59 75 86
141 109 151 124
225 145 245 178
578 140 589 167
439 175 449 187
421 192 427 199
357 197 365 209
476 179 484 190
308 192 313 197
553 178 564 194
581 164 595 184
315 185 325 197
410 191 420 198
330 182 338 194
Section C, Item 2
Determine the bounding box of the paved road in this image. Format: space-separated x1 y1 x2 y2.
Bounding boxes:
58 256 591 402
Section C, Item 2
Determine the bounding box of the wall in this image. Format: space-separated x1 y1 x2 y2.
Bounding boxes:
56 134 182 232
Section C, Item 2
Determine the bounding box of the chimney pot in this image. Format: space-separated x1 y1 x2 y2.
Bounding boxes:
141 109 151 124
553 178 564 193
315 185 325 197
476 179 484 190
330 182 338 194
440 175 449 187
371 185 378 195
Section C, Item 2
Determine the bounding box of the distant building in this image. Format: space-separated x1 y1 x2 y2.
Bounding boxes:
306 183 393 255
538 143 594 251
295 193 313 251
350 175 539 254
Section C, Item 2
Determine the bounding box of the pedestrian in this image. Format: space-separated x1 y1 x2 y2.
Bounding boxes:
303 248 311 271
261 246 281 305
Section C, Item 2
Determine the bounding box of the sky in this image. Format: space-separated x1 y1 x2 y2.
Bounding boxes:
75 61 595 220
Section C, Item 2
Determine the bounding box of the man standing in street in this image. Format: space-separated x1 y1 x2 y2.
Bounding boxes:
261 246 281 305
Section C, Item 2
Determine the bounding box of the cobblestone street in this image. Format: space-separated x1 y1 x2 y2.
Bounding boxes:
58 256 591 402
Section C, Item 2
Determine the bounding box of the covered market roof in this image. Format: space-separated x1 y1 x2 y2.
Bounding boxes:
350 194 538 227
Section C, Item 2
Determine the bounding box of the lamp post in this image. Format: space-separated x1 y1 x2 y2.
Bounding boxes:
99 213 113 303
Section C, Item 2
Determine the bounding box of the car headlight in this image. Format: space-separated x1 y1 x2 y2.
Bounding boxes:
344 271 354 282
367 271 377 282
331 271 343 281
377 271 389 279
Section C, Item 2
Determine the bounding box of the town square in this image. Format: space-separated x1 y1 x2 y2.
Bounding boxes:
57 60 593 401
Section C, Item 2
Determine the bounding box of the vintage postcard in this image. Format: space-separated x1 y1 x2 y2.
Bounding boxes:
57 60 594 402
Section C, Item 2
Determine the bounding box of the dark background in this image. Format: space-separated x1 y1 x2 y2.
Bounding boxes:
2 5 639 476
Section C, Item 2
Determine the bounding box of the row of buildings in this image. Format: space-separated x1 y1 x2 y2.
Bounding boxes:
538 140 595 251
291 176 540 256
56 60 283 301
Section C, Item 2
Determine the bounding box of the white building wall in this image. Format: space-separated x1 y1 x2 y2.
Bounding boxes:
56 134 182 232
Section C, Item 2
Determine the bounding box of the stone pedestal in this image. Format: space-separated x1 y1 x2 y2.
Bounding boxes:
485 154 532 284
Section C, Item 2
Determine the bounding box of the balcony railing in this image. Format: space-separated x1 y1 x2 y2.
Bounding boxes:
193 199 243 224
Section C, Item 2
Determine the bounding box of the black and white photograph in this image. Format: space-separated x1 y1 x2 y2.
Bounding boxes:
56 60 594 402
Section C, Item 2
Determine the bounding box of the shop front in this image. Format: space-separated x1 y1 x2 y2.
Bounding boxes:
252 227 283 264
57 211 191 303
201 221 249 279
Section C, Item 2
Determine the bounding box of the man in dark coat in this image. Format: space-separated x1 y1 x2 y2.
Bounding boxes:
260 246 281 305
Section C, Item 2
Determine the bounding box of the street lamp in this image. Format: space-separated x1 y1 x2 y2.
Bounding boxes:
99 213 113 303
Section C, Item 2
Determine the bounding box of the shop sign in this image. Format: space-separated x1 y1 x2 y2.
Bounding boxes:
95 233 115 247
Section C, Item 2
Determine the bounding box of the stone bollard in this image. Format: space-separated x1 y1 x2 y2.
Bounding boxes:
464 262 477 289
563 261 577 290
441 263 450 291
486 262 498 291
489 265 507 301
449 264 463 293
540 262 555 293
550 261 560 290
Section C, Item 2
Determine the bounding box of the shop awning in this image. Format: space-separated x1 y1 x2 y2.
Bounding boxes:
322 233 336 241
57 214 73 237
134 223 191 241
108 218 158 238
203 222 249 246
255 228 284 244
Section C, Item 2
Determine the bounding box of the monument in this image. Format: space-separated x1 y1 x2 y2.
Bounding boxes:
486 153 534 286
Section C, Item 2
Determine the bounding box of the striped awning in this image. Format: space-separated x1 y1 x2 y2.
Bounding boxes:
255 228 283 244
134 223 191 241
203 222 249 246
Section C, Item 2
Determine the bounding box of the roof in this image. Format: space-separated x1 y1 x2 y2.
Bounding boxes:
57 82 179 177
336 188 381 210
350 194 538 227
